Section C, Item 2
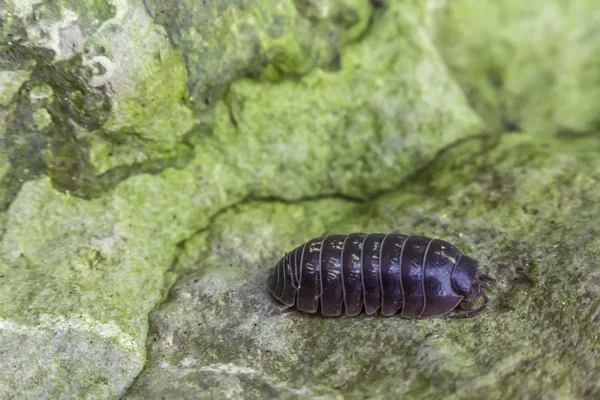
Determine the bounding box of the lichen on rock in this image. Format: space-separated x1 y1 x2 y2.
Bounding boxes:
125 132 600 400
144 0 374 110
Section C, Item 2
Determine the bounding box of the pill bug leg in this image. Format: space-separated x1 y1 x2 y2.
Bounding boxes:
276 303 296 313
267 302 296 317
451 273 495 318
449 292 489 319
480 274 497 284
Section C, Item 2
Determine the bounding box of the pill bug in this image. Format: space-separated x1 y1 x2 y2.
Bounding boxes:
268 233 494 319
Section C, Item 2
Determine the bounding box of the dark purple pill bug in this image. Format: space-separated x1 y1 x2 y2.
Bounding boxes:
268 233 494 319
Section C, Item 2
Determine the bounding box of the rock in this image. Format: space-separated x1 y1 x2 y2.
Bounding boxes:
0 0 599 398
432 0 600 136
125 132 600 399
0 176 190 398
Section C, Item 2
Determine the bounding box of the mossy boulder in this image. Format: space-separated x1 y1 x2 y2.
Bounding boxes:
0 0 599 399
124 132 600 399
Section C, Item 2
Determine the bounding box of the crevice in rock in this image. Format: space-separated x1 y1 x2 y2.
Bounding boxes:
358 131 500 201
224 99 239 132
250 191 366 205
82 143 196 199
554 120 600 139
141 0 155 21
344 1 385 47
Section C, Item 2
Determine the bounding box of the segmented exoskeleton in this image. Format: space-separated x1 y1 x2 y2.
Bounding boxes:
268 233 494 319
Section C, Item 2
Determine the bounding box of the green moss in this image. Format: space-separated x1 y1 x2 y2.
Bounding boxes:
0 71 30 106
206 0 484 200
144 0 374 110
32 108 52 129
90 4 195 174
102 46 192 143
0 70 31 140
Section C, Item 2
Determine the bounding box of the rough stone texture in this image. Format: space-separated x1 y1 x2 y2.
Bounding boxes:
124 132 600 400
143 0 373 110
0 0 599 398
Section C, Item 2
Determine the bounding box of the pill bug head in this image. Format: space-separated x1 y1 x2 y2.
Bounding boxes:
450 255 495 319
451 256 480 297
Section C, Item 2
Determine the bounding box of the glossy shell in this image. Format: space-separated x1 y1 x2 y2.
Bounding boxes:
268 233 493 319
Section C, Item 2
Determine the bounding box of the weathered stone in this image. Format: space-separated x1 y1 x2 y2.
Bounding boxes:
125 132 600 399
144 0 373 110
1 0 599 398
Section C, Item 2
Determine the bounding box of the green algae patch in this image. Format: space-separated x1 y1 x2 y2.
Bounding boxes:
0 70 30 179
32 108 52 129
3 0 115 60
144 0 375 110
88 3 196 174
432 0 600 136
0 171 211 398
1 54 109 208
125 131 600 399
0 71 30 106
1 0 197 202
207 0 485 200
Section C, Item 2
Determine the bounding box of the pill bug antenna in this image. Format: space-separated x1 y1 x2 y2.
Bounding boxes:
480 273 496 284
